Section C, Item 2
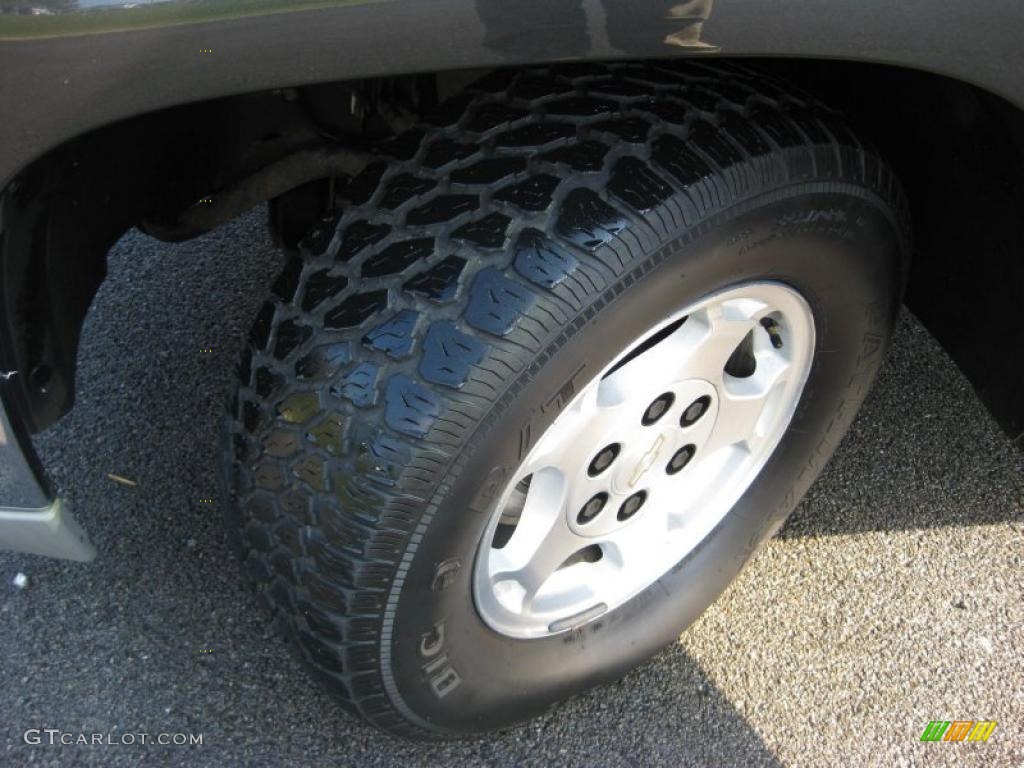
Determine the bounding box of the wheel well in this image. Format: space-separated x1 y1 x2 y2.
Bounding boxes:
1 59 1022 446
760 60 1024 448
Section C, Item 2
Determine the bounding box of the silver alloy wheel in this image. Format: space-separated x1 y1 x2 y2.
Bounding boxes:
473 281 816 639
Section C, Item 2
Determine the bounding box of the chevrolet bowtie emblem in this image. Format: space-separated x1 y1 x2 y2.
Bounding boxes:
629 434 665 488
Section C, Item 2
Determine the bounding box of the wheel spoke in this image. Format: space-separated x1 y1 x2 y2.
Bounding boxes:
682 301 765 381
490 469 581 611
491 532 580 611
598 317 697 406
705 350 791 453
601 503 666 571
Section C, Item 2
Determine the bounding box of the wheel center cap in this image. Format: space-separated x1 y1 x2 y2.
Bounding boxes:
629 434 665 488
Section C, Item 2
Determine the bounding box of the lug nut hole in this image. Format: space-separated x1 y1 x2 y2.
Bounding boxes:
618 490 647 521
642 392 675 426
680 395 711 428
667 444 696 475
588 443 621 477
760 316 785 349
577 493 608 525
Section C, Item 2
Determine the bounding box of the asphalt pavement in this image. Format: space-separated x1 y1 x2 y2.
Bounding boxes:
1 212 1022 767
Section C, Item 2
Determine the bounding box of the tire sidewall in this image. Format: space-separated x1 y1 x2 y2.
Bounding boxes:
383 186 903 733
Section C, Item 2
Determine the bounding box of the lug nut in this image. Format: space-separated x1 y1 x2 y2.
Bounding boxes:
667 444 696 475
680 395 711 428
577 493 608 524
588 443 621 476
617 490 647 521
642 393 675 426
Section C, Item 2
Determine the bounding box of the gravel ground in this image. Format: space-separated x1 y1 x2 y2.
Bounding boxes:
1 212 1022 767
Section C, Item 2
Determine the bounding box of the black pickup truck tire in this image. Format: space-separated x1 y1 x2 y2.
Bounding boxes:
223 61 908 737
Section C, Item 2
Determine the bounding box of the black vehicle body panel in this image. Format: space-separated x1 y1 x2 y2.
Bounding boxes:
1 0 1024 191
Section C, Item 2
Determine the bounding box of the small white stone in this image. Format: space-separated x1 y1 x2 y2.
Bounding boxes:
12 572 28 589
976 636 994 654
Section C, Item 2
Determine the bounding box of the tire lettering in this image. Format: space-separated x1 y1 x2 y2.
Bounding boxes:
518 421 532 461
419 623 444 656
418 620 462 699
775 209 847 227
470 465 507 513
542 363 586 414
429 666 462 699
430 559 461 592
